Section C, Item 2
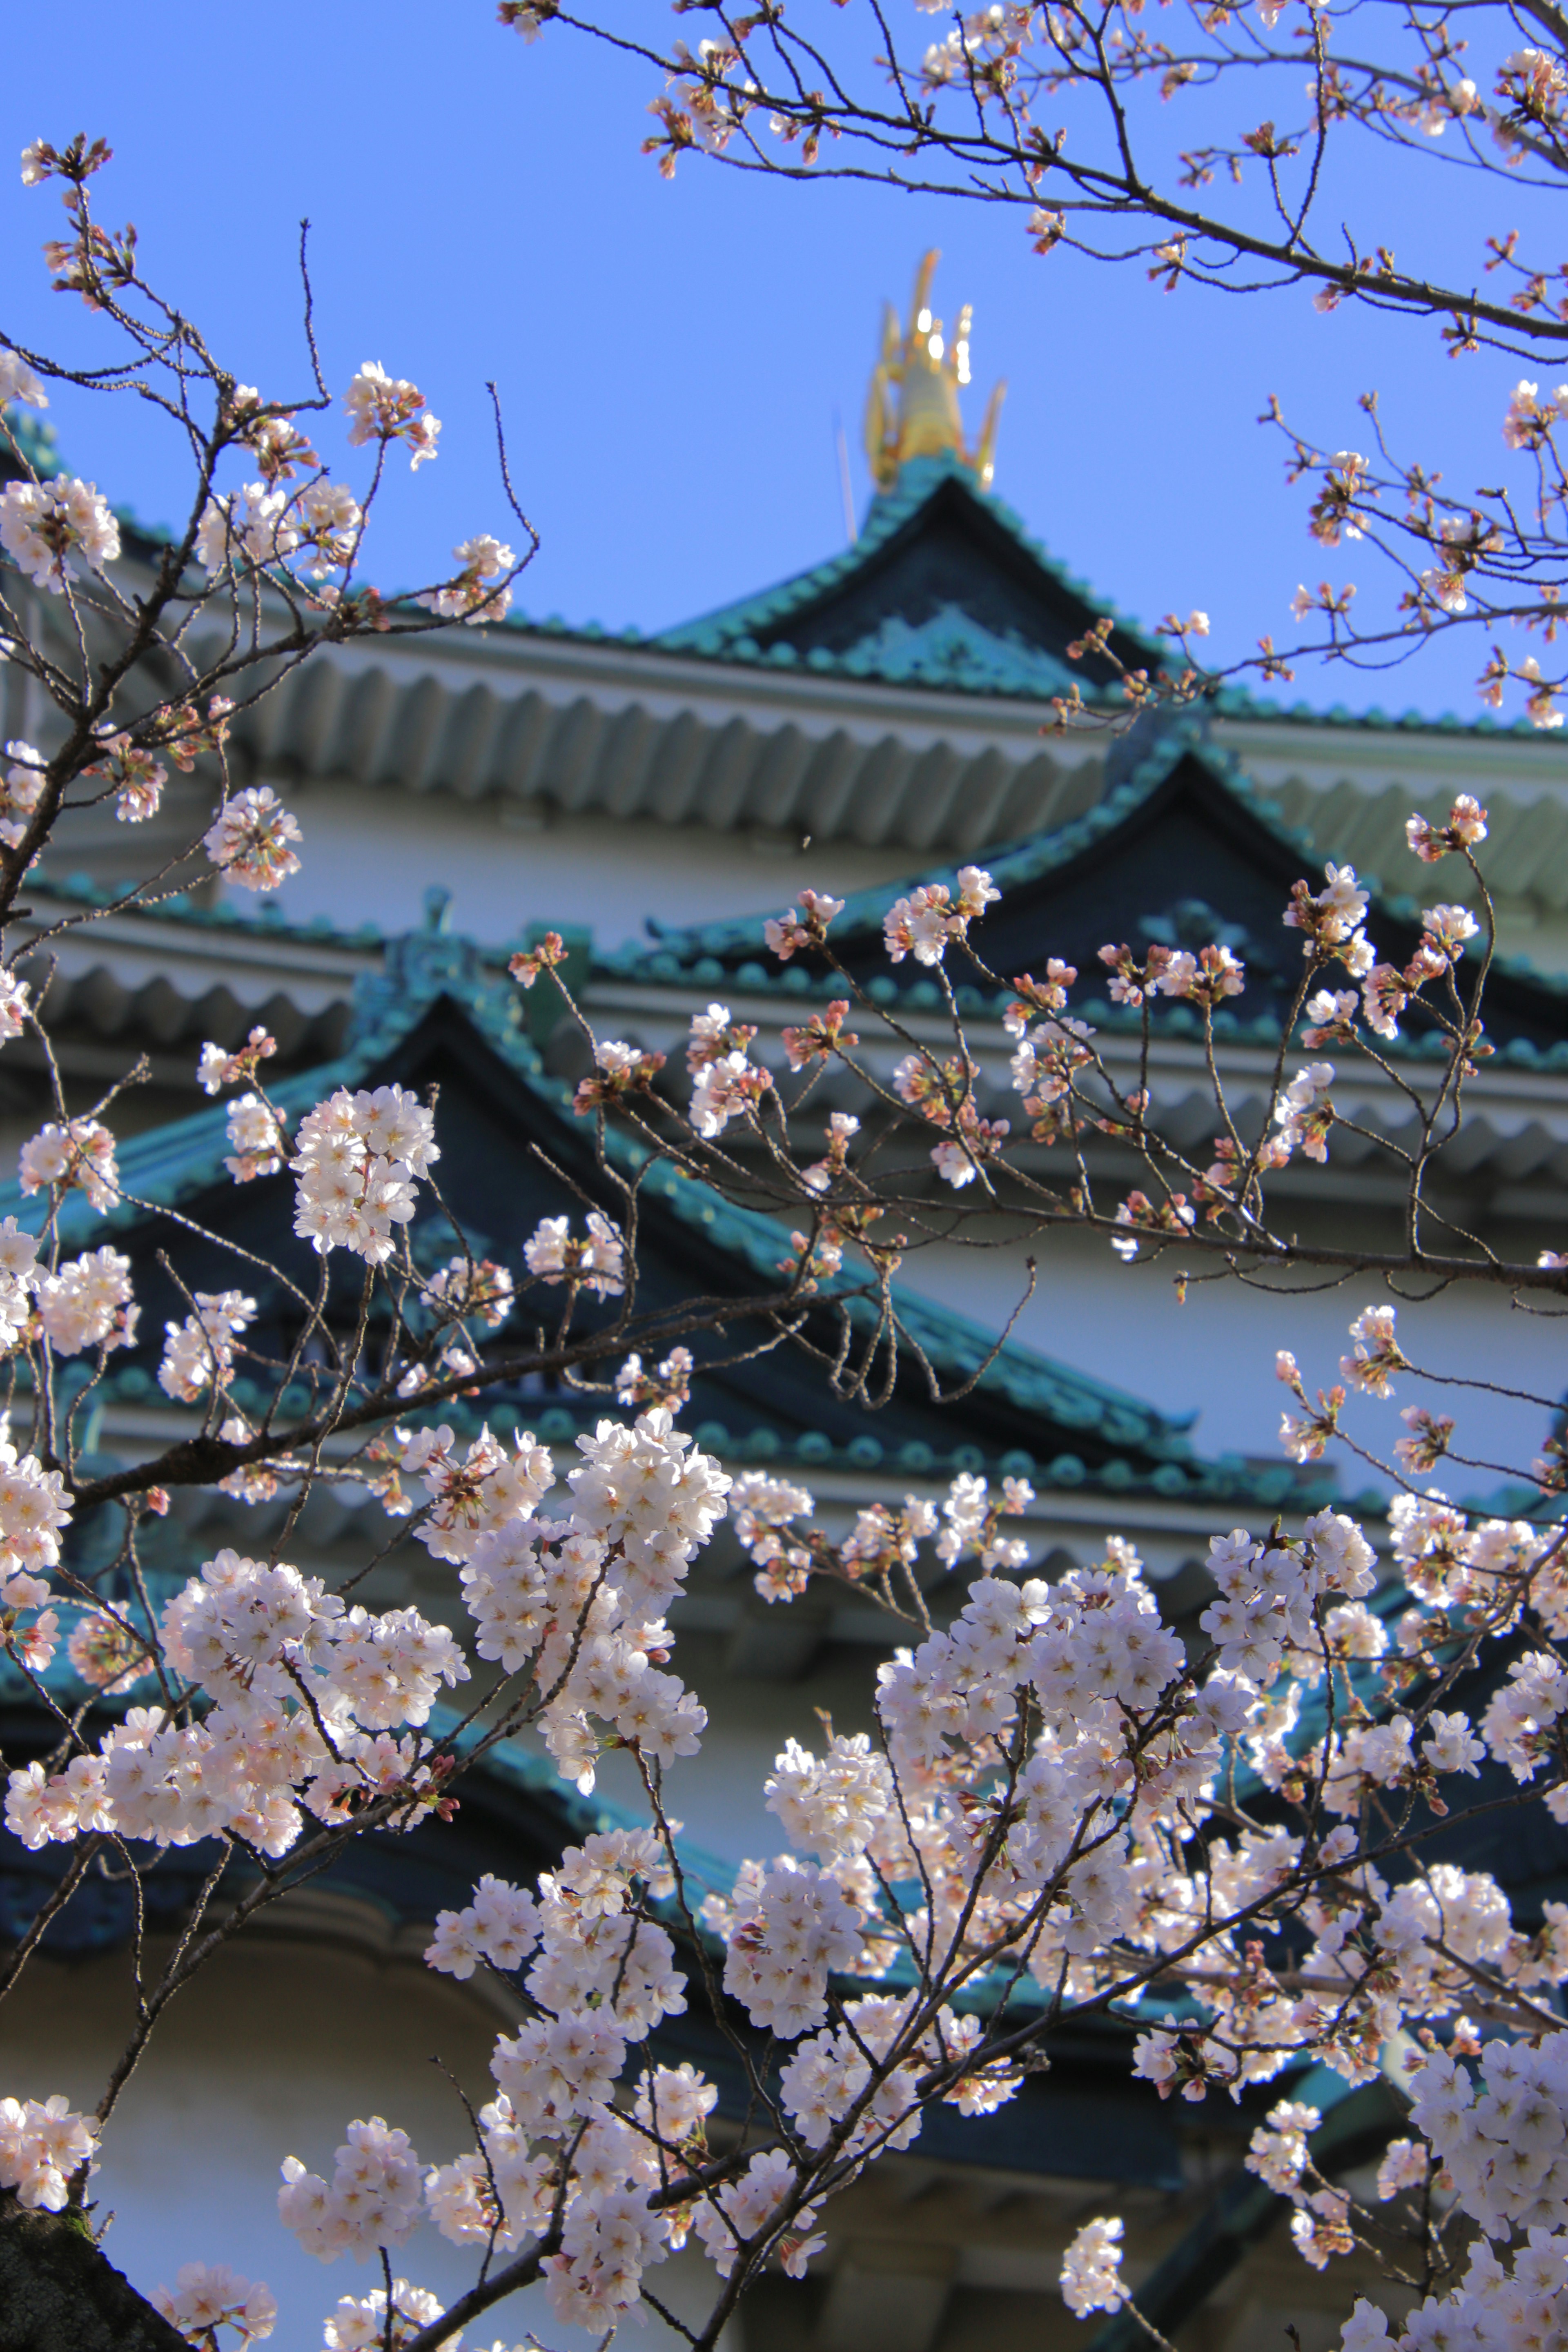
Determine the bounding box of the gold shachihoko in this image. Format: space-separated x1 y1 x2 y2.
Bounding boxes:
864 249 1006 494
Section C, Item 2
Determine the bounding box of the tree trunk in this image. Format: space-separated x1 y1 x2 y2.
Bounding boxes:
0 2194 190 2352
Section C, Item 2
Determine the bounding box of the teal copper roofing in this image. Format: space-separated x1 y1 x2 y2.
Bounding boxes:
617 713 1568 1066
0 407 59 483
628 715 1332 961
649 453 1170 701
488 454 1526 732
7 404 1528 736
1210 681 1542 736
32 867 392 949
32 704 1568 1069
0 898 1337 1514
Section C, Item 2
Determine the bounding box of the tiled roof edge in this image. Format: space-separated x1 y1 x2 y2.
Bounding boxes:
0 944 1330 1502
653 454 1170 677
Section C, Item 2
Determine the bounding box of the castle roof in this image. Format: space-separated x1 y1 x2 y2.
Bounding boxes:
655 452 1167 702
0 901 1326 1520
631 717 1568 1061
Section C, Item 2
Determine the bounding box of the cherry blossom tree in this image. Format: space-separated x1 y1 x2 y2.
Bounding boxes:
3 127 1568 2352
519 0 1568 729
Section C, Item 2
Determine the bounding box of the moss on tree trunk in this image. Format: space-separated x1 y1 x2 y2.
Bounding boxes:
0 2193 190 2352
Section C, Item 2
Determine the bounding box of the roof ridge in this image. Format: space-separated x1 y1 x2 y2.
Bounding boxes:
636 714 1568 980
0 959 1338 1504
653 454 1169 682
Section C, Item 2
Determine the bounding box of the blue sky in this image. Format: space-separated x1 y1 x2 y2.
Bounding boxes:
0 0 1545 718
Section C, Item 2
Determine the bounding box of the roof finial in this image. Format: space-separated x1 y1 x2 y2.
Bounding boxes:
864 250 1006 496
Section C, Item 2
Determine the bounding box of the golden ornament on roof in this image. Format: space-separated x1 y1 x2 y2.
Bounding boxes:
864 249 1006 494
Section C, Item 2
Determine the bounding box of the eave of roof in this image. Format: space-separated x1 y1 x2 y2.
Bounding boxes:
624 717 1568 1061
31 771 1568 1098
1212 680 1542 739
0 916 1336 1515
653 453 1168 698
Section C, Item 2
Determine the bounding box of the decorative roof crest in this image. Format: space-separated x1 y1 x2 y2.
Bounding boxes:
864 250 1006 494
348 886 531 1056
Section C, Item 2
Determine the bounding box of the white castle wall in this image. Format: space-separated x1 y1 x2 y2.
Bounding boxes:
254 784 917 956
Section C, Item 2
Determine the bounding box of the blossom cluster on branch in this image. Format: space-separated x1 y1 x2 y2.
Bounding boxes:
524 0 1568 727
1 117 1567 2352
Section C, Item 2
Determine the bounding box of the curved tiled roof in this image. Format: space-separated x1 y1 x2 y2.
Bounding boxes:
0 906 1336 1515
655 454 1169 702
626 716 1568 1067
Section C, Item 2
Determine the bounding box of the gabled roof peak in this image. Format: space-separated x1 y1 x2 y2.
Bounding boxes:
656 452 1168 702
0 948 1327 1510
346 882 528 1057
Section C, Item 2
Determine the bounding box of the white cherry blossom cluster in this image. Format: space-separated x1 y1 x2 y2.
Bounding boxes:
424 1870 541 1978
882 864 1000 965
91 1447 1557 2350
1407 2034 1568 2241
721 1860 867 2033
690 1045 770 1140
224 1093 289 1181
1483 1653 1568 1806
0 2094 96 2211
731 1466 1033 1604
153 2262 276 2344
0 739 46 849
278 2116 425 2260
1283 862 1375 972
1337 2240 1568 2352
291 1084 438 1263
1408 792 1488 862
615 1343 693 1410
692 2147 823 2281
1007 1007 1094 1128
203 786 302 893
454 1408 724 1786
19 1115 119 1211
0 349 48 408
35 1245 137 1355
82 729 167 823
338 1835 715 2329
780 1989 1002 2156
158 1288 255 1401
0 474 120 591
198 1027 278 1096
522 1210 625 1294
544 2172 671 2329
423 1251 514 1329
0 1217 36 1349
1198 1512 1377 1685
5 1548 468 1858
889 1029 1014 1189
294 480 363 579
0 1429 71 1602
0 967 29 1040
400 1423 554 1562
766 1731 895 1861
937 1468 1033 1566
762 886 844 960
1246 2096 1321 2196
1385 1484 1565 1624
1060 2216 1127 2316
731 1469 816 1600
1273 1060 1336 1163
321 2278 458 2351
418 533 516 623
196 483 298 575
343 361 440 467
